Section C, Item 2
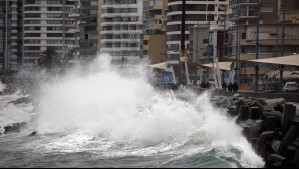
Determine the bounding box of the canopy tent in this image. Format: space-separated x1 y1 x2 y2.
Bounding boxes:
148 62 172 72
201 62 233 71
249 54 299 67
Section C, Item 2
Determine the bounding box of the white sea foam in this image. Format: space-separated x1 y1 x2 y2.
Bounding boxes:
0 80 6 92
0 92 34 133
35 53 265 168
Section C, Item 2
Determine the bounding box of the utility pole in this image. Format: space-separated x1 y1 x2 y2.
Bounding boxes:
279 0 286 93
255 0 260 93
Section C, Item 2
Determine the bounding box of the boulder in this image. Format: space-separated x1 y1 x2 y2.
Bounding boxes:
4 122 27 134
10 96 32 104
234 93 240 97
265 98 286 107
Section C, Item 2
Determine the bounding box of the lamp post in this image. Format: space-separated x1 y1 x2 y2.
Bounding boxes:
235 0 240 86
255 0 261 93
279 0 286 93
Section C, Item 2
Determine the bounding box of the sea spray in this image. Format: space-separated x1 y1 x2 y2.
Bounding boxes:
0 80 6 92
34 54 264 167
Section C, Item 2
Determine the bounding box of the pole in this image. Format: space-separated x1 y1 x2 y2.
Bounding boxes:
179 0 187 85
279 0 286 93
223 6 227 58
275 9 279 57
4 0 8 72
255 0 260 93
235 0 240 85
207 13 211 81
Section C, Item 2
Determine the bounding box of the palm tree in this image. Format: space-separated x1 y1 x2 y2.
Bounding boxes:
38 48 77 74
38 49 60 71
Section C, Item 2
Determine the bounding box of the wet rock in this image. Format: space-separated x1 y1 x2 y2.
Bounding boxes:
29 131 38 137
237 105 251 122
4 122 27 134
234 93 240 97
286 146 296 159
249 120 263 139
10 96 32 105
274 104 284 113
255 131 274 159
271 139 281 153
295 148 299 168
250 107 262 120
263 111 283 122
282 104 297 133
268 154 288 168
265 98 286 107
278 125 298 157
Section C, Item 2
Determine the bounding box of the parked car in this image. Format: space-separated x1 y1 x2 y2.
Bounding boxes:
283 82 299 93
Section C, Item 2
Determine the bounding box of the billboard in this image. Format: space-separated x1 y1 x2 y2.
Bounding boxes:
161 72 173 83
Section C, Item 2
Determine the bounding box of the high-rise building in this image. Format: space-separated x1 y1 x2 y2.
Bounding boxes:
228 0 299 85
0 0 23 72
80 0 99 59
166 0 228 61
23 0 80 66
143 0 167 64
100 0 143 63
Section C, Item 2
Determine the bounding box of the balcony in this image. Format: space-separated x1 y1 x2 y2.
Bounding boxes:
229 0 259 8
68 29 80 33
69 13 80 17
143 45 149 50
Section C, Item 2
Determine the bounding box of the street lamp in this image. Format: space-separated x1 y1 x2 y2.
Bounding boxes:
279 0 287 93
255 0 261 93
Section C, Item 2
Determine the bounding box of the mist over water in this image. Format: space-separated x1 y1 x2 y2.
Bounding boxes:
0 80 6 92
0 54 264 168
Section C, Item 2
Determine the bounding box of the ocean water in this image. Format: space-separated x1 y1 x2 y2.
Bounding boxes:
0 55 265 168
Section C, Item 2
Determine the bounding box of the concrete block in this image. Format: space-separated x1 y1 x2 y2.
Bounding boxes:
237 105 251 122
278 125 298 157
282 104 296 133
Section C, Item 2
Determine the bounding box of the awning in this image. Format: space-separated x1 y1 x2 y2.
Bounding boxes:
149 62 173 72
249 54 299 66
201 62 233 71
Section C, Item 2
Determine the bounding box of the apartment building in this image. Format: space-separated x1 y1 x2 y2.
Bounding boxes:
0 0 23 72
80 0 98 59
143 0 167 64
166 0 228 61
100 0 143 63
228 0 299 83
23 0 80 66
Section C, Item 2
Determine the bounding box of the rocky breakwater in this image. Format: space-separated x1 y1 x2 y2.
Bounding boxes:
0 95 34 136
225 95 299 168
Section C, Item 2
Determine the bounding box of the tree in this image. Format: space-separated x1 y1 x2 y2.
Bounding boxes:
38 49 60 72
38 48 77 74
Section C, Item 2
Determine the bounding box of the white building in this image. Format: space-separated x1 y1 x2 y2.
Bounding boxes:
0 0 23 71
23 0 80 66
100 0 143 63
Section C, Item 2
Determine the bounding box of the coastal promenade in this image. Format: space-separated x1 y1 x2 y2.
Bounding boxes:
190 87 299 103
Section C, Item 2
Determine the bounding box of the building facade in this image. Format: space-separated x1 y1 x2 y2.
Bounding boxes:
0 0 23 72
100 0 143 63
80 0 98 59
23 0 80 66
166 0 228 61
228 0 299 86
143 0 167 64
